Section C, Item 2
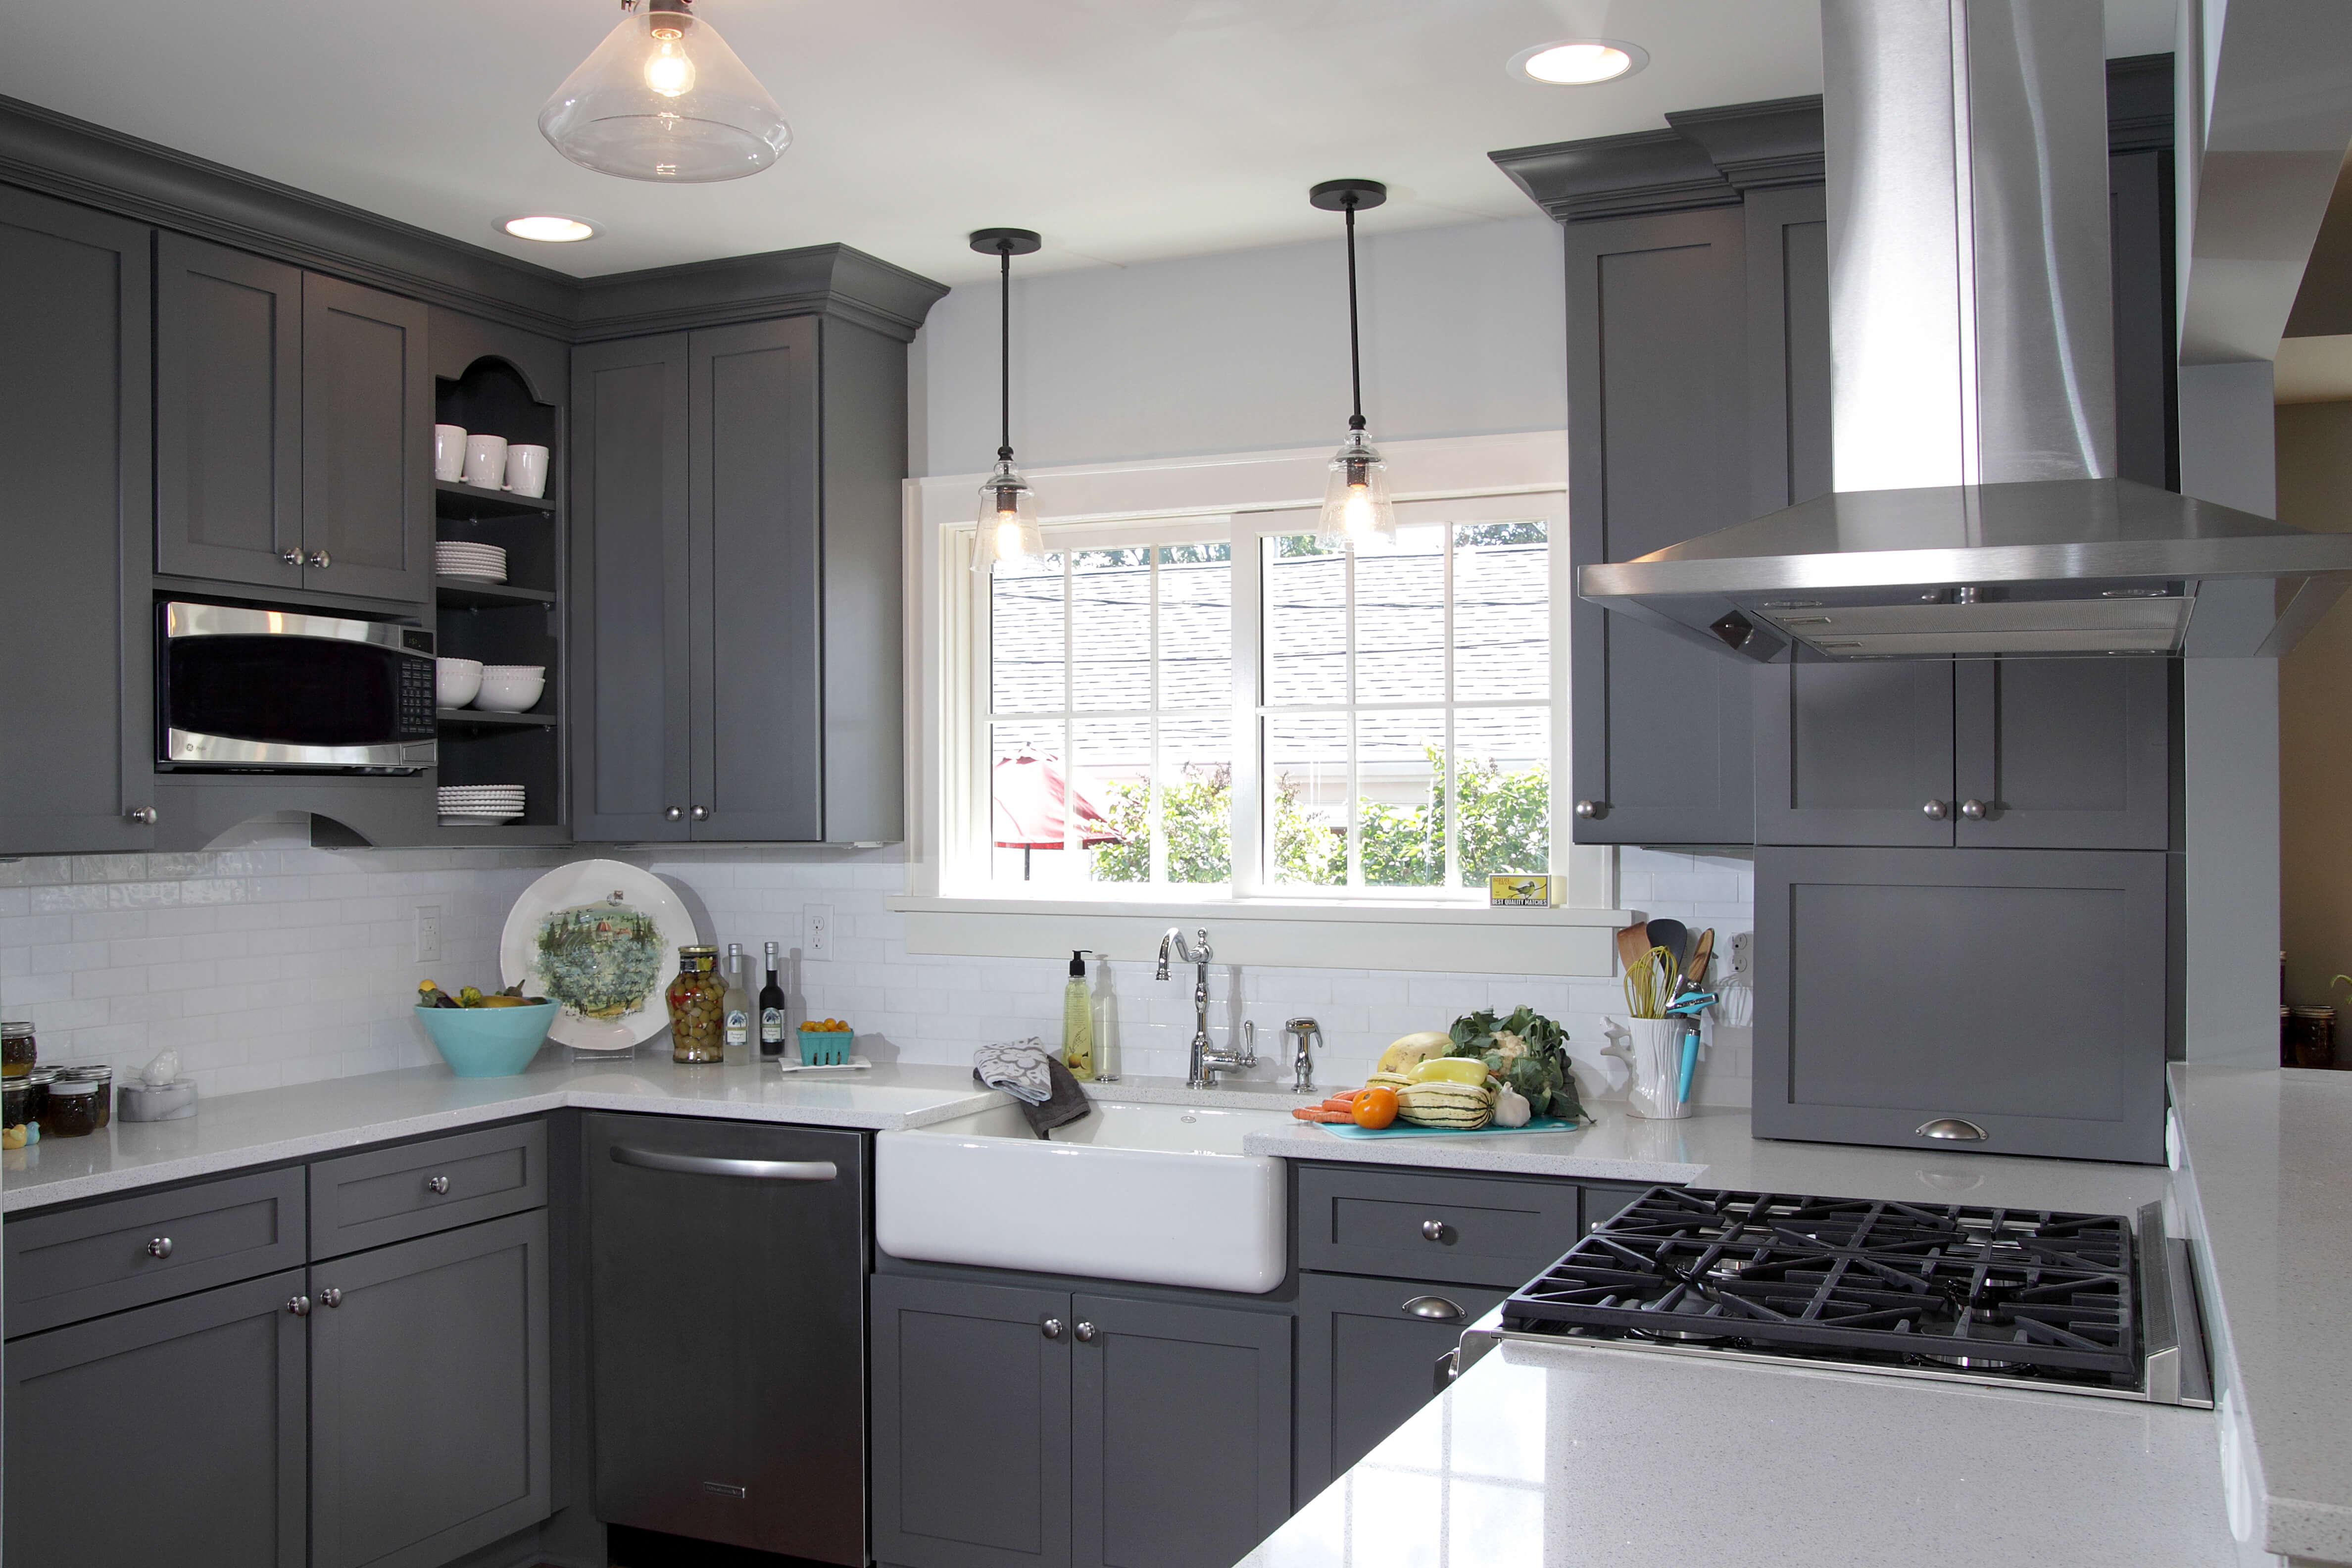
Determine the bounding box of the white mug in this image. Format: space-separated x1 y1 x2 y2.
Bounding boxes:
1604 1017 1695 1120
462 433 508 490
505 444 550 498
433 424 468 482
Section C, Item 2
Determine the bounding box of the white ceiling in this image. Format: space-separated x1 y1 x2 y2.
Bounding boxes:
0 0 2177 286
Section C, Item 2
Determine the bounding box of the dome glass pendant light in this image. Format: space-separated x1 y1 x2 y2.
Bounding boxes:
971 228 1045 574
539 0 790 183
1310 179 1397 552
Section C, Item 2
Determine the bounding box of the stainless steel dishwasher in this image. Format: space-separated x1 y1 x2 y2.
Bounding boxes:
586 1112 867 1563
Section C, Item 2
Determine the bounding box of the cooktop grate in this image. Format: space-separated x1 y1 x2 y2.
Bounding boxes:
1503 1188 2139 1378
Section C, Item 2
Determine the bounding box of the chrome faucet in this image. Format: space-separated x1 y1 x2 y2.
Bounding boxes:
1158 926 1255 1088
1284 1017 1322 1094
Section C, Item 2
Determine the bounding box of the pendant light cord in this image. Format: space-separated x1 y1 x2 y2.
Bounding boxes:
1344 197 1365 434
998 243 1015 462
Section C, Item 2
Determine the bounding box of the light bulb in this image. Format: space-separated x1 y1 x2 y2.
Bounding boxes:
995 515 1028 563
644 33 695 98
1342 484 1376 539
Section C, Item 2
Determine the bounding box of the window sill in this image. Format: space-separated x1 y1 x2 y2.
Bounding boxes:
890 895 1629 977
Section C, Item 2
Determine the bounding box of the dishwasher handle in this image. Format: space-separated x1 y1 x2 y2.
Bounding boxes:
609 1145 840 1182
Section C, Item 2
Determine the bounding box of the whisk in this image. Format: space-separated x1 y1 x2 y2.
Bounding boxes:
1622 944 1677 1019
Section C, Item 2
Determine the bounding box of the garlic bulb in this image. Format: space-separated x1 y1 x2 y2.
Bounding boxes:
1492 1084 1532 1127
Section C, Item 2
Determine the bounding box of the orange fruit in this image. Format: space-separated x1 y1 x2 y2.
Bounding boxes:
1352 1085 1400 1130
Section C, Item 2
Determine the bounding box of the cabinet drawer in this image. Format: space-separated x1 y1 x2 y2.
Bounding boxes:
1294 1165 1583 1288
5 1167 306 1337
309 1119 545 1258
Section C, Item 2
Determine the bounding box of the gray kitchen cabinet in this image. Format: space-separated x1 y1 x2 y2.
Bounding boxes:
5 1269 309 1568
0 185 156 855
1072 1292 1291 1568
570 313 907 844
871 1273 1074 1568
1759 657 2172 850
586 1113 869 1564
1753 846 2172 1163
1563 204 1757 847
1293 1162 1583 1288
308 1209 550 1568
1293 1273 1507 1504
300 271 433 603
155 232 304 590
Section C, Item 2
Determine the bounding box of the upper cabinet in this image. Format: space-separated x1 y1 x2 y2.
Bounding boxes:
156 234 431 605
572 314 908 844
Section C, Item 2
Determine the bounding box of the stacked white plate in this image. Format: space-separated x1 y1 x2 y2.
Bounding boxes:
438 784 525 826
435 541 508 583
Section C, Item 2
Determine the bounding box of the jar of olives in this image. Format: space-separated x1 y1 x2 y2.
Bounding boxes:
667 945 725 1064
3 1022 35 1078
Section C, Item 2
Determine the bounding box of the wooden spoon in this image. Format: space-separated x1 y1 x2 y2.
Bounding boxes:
1615 922 1652 973
1678 928 1715 997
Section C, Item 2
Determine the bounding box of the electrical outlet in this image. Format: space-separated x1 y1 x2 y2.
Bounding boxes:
415 906 442 965
1730 931 1753 978
805 905 833 957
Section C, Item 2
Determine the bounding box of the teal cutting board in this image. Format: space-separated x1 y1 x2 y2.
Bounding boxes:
1318 1116 1581 1140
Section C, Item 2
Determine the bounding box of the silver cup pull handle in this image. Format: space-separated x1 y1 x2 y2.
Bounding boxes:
1916 1117 1988 1141
1403 1295 1464 1322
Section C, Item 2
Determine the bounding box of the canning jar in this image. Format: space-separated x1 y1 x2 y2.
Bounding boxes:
2 1022 34 1078
62 1066 112 1129
41 1078 100 1138
1 1078 31 1146
667 946 724 1064
22 1067 59 1127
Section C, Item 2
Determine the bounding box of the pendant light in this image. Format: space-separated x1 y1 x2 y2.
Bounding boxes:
971 228 1044 573
539 0 790 183
1310 179 1397 552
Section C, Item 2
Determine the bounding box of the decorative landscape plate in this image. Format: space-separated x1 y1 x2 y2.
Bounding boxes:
499 859 701 1054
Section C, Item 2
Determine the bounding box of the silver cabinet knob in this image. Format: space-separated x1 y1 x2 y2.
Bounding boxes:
1574 799 1602 819
320 1287 343 1308
1074 1321 1097 1342
307 549 331 569
127 806 158 825
1041 1317 1064 1340
288 1295 311 1317
279 546 303 566
1921 800 1949 820
146 1236 174 1259
689 805 709 822
664 806 684 821
426 1175 449 1194
1421 1219 1449 1242
1403 1295 1464 1322
1959 798 1986 820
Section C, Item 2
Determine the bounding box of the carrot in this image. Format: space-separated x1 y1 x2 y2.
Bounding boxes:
1291 1107 1354 1123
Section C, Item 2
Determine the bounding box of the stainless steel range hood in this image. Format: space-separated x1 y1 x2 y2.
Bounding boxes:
1580 0 2352 662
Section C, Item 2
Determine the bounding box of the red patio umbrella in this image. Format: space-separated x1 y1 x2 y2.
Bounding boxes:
993 753 1123 879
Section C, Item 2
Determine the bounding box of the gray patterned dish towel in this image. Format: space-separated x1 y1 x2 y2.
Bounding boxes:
973 1040 1055 1104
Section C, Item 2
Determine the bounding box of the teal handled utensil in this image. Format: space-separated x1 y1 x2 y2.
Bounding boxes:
1668 929 1715 1105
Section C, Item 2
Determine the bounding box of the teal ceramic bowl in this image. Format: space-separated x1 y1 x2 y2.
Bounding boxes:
416 1001 558 1078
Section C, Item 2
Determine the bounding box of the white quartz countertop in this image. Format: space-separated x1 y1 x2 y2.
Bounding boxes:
1240 1334 2237 1568
0 1058 1003 1212
2170 1062 2352 1564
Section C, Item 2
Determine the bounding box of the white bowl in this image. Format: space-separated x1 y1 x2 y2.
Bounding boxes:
435 658 483 708
474 666 545 713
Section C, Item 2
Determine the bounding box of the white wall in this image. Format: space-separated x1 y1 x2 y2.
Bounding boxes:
911 216 1566 477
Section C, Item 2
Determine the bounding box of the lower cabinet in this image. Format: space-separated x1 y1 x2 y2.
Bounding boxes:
1293 1273 1509 1503
309 1210 551 1568
5 1269 308 1568
871 1272 1292 1568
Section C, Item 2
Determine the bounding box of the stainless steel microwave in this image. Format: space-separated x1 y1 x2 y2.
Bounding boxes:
157 601 437 772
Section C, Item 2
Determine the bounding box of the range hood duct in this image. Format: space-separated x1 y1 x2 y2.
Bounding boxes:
1581 0 2352 661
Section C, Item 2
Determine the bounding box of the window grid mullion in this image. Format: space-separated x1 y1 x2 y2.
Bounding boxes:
1148 549 1167 888
1442 525 1458 890
1344 544 1361 889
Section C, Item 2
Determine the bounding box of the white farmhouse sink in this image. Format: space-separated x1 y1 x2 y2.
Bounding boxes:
875 1099 1291 1294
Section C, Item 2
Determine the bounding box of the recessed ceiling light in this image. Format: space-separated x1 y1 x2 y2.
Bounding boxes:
1511 39 1648 86
501 214 599 243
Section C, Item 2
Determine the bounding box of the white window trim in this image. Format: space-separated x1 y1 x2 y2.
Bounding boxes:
898 431 1625 974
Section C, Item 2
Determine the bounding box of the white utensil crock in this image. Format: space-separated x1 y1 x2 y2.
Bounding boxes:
1605 1017 1694 1120
462 433 508 489
433 424 468 481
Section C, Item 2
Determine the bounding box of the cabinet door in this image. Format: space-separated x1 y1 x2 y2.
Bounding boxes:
6 1269 307 1568
1753 847 2170 1163
1953 657 2172 850
570 335 691 840
1565 206 1755 845
1756 661 1957 846
1294 1274 1506 1505
309 1210 550 1568
300 273 431 602
0 186 155 855
870 1274 1072 1568
155 233 303 590
1071 1293 1291 1568
689 316 824 840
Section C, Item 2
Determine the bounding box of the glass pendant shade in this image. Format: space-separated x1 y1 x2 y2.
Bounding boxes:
538 1 790 182
974 460 1044 572
1316 429 1398 551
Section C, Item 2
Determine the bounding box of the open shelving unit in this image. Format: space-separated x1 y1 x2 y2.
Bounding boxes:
432 355 567 844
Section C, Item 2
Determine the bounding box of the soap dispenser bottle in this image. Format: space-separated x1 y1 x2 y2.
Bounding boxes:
1063 950 1095 1080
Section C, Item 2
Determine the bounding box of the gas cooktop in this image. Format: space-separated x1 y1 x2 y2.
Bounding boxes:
1481 1188 2209 1406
